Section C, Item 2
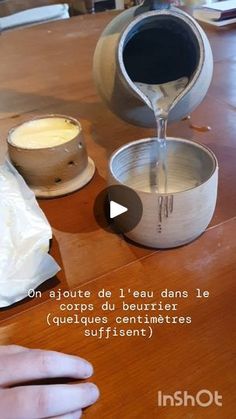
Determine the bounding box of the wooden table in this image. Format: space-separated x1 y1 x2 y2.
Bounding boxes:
0 12 235 418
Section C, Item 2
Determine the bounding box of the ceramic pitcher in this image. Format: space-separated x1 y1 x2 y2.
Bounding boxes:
93 0 213 127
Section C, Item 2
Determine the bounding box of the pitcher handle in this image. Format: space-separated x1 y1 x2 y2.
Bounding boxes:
135 0 171 16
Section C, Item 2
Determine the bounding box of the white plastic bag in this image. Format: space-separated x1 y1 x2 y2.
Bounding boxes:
0 160 60 308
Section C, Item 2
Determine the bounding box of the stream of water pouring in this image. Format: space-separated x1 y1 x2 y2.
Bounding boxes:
135 77 189 193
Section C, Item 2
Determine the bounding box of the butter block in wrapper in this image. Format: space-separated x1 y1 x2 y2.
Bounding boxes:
0 160 60 307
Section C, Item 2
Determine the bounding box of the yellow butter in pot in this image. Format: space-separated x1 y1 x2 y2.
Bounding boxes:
11 117 80 149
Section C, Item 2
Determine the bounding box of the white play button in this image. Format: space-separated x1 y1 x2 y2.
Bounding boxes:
110 200 128 219
94 185 143 233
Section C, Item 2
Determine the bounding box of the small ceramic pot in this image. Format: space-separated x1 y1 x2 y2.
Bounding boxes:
109 137 218 248
7 114 95 198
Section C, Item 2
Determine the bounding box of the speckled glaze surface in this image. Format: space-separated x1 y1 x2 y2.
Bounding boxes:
93 6 213 127
109 137 218 248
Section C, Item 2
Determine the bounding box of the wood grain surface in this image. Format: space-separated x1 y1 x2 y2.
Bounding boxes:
0 11 235 418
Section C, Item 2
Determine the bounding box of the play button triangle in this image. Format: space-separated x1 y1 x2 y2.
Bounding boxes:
110 200 128 219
